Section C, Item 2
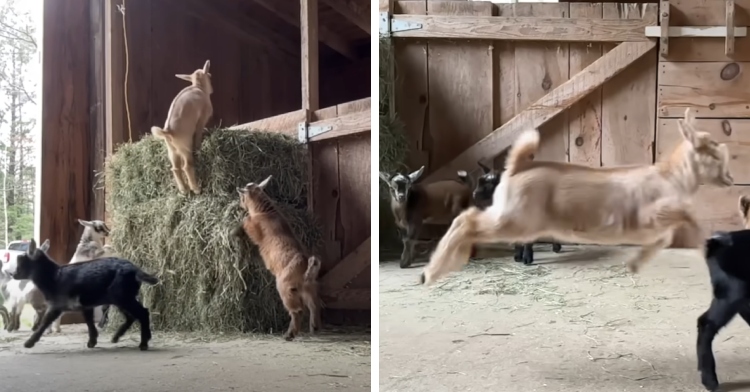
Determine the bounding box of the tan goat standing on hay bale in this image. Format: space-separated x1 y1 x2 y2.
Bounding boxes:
237 175 323 341
151 60 214 195
421 108 734 286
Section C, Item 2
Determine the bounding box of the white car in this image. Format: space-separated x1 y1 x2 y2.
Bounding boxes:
1 240 32 276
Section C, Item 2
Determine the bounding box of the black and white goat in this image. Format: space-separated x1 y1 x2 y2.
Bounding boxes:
695 195 750 391
9 242 159 351
472 161 562 265
2 239 52 333
50 219 117 333
380 166 472 268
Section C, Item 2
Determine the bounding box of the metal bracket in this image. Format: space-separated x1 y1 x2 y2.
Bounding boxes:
298 122 333 143
379 12 423 37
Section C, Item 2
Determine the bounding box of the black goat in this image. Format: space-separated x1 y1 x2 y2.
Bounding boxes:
10 244 159 351
473 161 562 265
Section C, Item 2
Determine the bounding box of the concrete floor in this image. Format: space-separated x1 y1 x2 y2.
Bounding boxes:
380 245 750 392
0 322 370 392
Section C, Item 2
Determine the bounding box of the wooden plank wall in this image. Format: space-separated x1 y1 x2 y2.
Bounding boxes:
394 1 657 179
658 0 750 233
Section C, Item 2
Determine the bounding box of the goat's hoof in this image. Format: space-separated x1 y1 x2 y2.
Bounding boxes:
552 243 562 253
627 263 639 274
701 373 720 391
111 336 121 344
399 258 412 269
513 254 523 263
23 340 35 349
191 187 201 195
87 339 97 349
283 333 296 341
139 342 149 351
419 273 426 285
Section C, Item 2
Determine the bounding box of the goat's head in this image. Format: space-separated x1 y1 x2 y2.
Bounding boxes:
677 108 733 187
379 166 424 204
175 60 213 94
471 161 501 205
739 195 750 229
9 238 51 280
237 175 273 214
79 219 110 242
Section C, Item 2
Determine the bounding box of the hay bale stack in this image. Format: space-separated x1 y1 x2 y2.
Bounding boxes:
379 37 408 251
103 129 321 333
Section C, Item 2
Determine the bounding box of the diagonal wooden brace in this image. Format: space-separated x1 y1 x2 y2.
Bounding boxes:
319 237 371 291
425 40 657 183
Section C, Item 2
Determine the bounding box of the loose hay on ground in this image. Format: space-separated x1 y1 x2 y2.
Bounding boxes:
102 129 322 333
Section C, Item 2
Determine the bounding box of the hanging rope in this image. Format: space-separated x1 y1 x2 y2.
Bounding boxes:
117 1 133 143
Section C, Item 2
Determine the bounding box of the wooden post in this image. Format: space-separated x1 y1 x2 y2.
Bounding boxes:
660 0 670 58
90 0 106 222
301 0 319 215
726 0 736 56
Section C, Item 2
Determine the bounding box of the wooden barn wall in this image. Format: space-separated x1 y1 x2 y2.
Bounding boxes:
657 0 750 233
111 0 302 141
41 0 93 265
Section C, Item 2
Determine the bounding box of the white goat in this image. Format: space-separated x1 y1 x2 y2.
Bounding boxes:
151 60 214 195
49 219 116 333
422 108 734 285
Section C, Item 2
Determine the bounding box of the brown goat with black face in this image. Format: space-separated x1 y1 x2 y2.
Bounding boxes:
237 175 322 341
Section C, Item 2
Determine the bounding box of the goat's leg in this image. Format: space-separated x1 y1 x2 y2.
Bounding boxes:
736 303 750 327
98 305 110 329
8 302 22 332
166 145 188 194
180 151 201 195
697 298 740 391
193 118 208 152
400 216 423 269
116 299 152 350
111 308 135 344
23 308 62 348
82 309 98 348
302 285 323 334
48 313 62 334
0 305 8 329
626 236 671 274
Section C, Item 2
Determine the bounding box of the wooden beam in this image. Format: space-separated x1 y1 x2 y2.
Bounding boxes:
425 40 657 183
390 15 652 41
302 0 319 111
228 109 307 135
175 0 298 59
644 26 746 37
379 0 392 13
323 0 370 35
659 0 669 57
726 0 736 55
89 0 105 222
319 237 370 290
104 0 125 230
309 110 370 142
252 0 357 60
320 288 370 310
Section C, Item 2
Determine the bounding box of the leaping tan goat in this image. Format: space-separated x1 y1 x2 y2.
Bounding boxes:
152 60 214 194
422 108 734 285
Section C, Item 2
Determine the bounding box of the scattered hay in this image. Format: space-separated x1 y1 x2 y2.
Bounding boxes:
379 37 408 252
102 129 322 333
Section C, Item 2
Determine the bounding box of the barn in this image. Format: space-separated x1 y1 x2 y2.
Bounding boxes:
0 0 371 391
379 1 750 391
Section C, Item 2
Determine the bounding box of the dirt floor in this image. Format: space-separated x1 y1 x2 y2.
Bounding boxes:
380 245 750 392
0 313 370 392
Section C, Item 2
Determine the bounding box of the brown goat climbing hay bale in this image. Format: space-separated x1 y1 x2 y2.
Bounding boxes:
101 129 322 333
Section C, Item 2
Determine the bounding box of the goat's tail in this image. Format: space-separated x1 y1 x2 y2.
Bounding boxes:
305 256 322 282
505 128 540 177
422 207 482 286
150 126 173 142
136 269 160 285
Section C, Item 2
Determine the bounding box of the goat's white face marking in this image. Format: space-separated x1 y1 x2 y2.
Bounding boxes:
381 166 425 204
79 219 110 237
678 109 734 187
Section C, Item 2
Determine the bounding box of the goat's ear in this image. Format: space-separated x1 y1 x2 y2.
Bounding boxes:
477 160 491 174
258 175 272 189
408 166 425 182
677 108 698 145
206 72 212 78
39 239 50 253
457 170 468 183
27 239 37 254
203 60 211 73
175 74 192 82
236 187 244 196
739 195 750 218
78 219 93 227
379 172 391 183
